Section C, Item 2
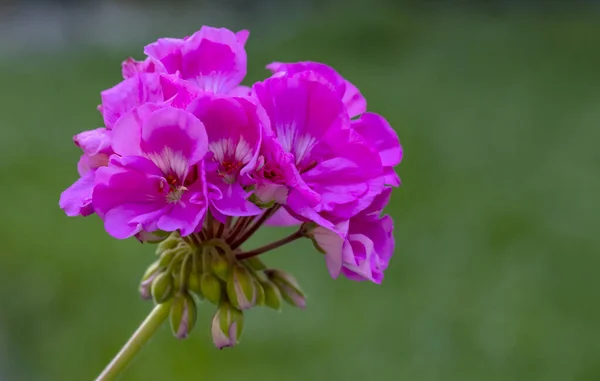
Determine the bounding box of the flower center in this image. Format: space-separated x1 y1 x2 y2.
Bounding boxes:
218 160 243 184
162 165 199 204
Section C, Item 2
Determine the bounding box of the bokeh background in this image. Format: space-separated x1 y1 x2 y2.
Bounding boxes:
1 0 599 380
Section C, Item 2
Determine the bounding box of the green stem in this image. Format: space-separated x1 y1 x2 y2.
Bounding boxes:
231 205 281 250
236 229 304 259
96 303 171 381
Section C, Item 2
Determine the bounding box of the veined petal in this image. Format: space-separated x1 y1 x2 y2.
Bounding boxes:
266 61 366 118
188 94 263 177
253 72 348 169
140 107 208 173
180 26 248 94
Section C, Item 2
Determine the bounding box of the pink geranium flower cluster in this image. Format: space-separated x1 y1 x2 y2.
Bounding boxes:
59 26 402 348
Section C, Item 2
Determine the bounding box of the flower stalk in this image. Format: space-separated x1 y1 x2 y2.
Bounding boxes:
96 302 171 381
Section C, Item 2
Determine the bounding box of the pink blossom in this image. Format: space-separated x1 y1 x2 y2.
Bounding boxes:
92 105 209 239
59 128 112 217
187 93 265 218
252 71 385 228
144 26 249 94
99 73 199 129
267 61 402 187
310 188 394 281
266 61 366 118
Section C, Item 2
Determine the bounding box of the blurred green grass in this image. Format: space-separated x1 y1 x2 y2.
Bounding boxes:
1 5 600 381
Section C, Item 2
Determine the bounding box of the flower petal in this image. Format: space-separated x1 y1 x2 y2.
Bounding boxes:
140 107 208 169
180 27 248 93
59 171 96 217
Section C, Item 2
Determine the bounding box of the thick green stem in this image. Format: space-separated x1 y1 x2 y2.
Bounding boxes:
96 303 171 381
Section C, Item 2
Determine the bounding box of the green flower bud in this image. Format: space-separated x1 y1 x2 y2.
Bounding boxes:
211 301 244 349
211 253 230 281
158 248 178 268
226 264 257 310
170 293 197 339
151 271 174 304
186 271 203 297
139 261 161 300
260 279 282 311
156 234 181 254
200 272 222 305
254 279 266 306
266 269 306 309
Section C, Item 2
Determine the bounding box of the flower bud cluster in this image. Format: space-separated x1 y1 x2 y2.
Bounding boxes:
139 232 305 348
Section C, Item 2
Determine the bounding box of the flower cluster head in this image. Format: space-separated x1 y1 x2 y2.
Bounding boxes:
59 26 403 349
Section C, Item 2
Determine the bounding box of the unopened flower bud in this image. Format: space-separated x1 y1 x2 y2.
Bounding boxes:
260 279 282 311
156 234 181 254
170 293 197 339
151 271 174 304
200 272 222 305
211 253 230 281
266 269 306 309
226 264 257 310
211 302 244 349
254 279 266 306
139 261 161 299
158 248 178 268
136 230 169 244
186 271 203 297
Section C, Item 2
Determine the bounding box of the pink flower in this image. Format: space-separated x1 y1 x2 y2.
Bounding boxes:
187 93 265 218
92 105 209 239
59 128 112 217
143 26 249 94
310 188 394 281
252 71 385 228
99 73 199 129
267 61 402 186
266 61 366 118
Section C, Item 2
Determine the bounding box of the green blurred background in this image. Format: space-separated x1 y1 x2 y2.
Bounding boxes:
1 0 599 380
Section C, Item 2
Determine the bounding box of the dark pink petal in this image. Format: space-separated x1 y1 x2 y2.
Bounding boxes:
100 74 164 129
266 61 366 117
59 171 96 217
351 112 402 169
180 27 247 94
144 38 185 73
